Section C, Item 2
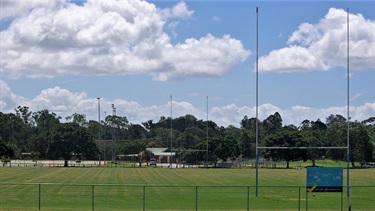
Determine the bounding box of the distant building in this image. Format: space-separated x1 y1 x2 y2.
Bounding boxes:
117 154 138 162
146 148 176 163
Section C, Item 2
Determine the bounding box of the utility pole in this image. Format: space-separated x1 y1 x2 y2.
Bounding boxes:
97 98 101 166
170 95 173 168
111 104 116 163
104 111 107 162
206 96 209 168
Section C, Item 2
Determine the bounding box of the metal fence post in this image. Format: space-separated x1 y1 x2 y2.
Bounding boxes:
298 186 301 211
195 186 198 211
306 189 308 211
143 186 146 211
38 183 41 210
348 186 352 211
92 185 95 211
247 186 250 211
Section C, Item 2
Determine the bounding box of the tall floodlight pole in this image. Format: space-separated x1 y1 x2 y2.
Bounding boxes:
255 6 260 197
170 95 173 168
206 96 209 168
111 104 116 162
346 8 351 202
104 111 107 162
97 98 101 166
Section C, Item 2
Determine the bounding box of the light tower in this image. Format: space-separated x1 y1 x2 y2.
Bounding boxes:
97 97 101 166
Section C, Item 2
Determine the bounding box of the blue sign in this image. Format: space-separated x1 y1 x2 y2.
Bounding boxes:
306 167 343 192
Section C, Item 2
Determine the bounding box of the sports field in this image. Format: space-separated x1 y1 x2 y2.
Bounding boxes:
0 166 374 210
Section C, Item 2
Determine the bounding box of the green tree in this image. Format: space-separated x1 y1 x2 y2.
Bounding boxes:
30 130 51 159
15 106 33 125
240 116 261 159
325 120 373 167
65 113 88 127
142 119 156 138
362 117 375 160
326 122 347 161
0 112 32 157
0 137 14 158
224 126 242 159
154 127 180 148
241 131 255 159
241 115 267 150
173 115 198 133
264 128 306 168
106 115 129 140
139 149 153 165
142 120 154 131
349 122 373 165
125 124 147 140
200 131 240 163
120 140 146 155
299 119 327 166
32 109 60 133
263 112 283 134
326 114 347 126
87 120 101 138
32 123 99 167
177 126 204 149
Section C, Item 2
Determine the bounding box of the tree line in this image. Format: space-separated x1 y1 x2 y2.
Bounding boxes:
0 106 374 167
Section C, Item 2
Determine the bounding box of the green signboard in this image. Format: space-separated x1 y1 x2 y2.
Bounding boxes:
306 167 343 192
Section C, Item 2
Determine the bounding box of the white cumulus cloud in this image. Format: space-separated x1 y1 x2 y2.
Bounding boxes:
161 1 194 19
0 0 65 19
1 80 373 127
154 34 249 81
259 8 375 73
0 80 29 110
0 0 249 80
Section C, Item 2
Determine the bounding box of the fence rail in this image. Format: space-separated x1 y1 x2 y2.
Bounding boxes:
0 183 374 210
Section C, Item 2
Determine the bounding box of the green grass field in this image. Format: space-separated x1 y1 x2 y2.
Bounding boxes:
0 166 374 210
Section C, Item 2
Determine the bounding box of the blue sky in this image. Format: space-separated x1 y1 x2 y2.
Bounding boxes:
0 0 374 127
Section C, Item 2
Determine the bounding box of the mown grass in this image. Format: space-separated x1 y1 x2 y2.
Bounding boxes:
0 166 374 210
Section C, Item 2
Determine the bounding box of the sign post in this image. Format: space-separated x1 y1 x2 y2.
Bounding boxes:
307 167 343 192
306 167 343 210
